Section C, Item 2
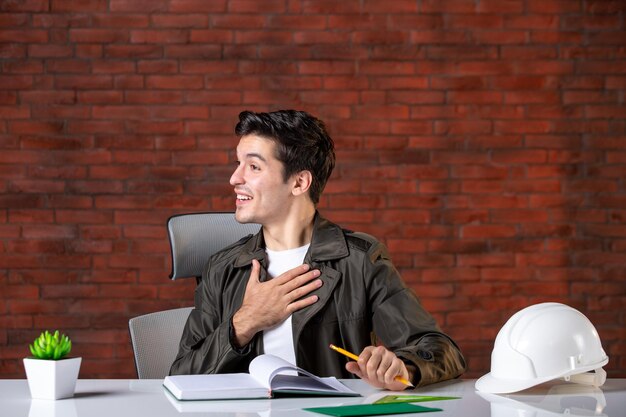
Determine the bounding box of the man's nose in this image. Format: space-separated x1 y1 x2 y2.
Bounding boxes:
230 165 243 186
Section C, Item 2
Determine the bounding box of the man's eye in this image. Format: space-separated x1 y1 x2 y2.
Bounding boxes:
250 164 260 171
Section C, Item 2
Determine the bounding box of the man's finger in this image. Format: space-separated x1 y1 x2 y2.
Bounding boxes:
365 353 383 381
274 263 311 284
345 361 362 378
377 353 394 381
286 294 319 314
247 259 261 286
288 277 322 301
282 269 321 292
384 358 403 385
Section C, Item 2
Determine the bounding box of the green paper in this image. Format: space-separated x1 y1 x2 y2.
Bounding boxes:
374 395 460 404
303 403 441 416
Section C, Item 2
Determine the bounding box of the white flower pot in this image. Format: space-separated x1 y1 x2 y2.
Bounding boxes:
23 357 82 400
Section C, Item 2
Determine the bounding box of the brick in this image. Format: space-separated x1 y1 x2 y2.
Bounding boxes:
428 240 488 254
116 74 147 88
210 14 266 29
131 240 169 254
127 180 183 194
435 120 492 135
3 60 44 74
137 60 178 74
151 14 208 28
495 121 552 134
299 0 360 13
0 45 26 61
51 0 107 11
0 105 29 118
76 90 123 104
105 44 163 58
69 28 129 43
528 1 582 13
49 195 93 209
146 75 203 89
452 165 508 179
66 180 124 194
493 210 550 223
268 15 327 30
474 30 527 44
0 29 47 42
67 121 124 135
575 252 626 267
0 75 34 90
55 210 113 224
106 253 166 269
9 178 66 193
89 13 149 28
226 0 286 13
548 150 604 164
586 105 626 119
0 13 29 26
21 225 77 239
370 76 428 90
463 225 517 238
75 44 103 58
433 151 489 165
55 75 113 89
310 45 369 60
8 209 54 223
109 0 168 12
297 60 354 75
0 91 17 105
126 91 184 104
377 209 430 224
169 0 226 12
131 29 188 44
420 0 476 13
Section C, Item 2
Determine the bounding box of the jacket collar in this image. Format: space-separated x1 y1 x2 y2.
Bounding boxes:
233 212 349 267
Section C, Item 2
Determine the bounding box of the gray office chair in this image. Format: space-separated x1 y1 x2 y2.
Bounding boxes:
128 307 193 379
129 212 261 379
167 212 261 282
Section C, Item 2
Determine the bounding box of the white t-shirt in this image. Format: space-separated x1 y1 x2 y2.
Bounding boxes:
262 243 310 366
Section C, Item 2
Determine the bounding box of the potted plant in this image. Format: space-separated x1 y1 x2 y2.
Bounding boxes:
23 330 81 400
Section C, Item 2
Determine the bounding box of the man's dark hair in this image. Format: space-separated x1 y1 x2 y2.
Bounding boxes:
235 110 335 205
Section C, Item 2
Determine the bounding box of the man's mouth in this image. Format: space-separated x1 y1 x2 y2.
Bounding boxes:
236 194 252 201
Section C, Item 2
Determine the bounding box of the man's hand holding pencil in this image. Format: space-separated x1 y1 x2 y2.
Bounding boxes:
330 344 415 391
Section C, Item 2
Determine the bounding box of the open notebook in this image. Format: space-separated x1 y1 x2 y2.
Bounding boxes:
163 354 360 400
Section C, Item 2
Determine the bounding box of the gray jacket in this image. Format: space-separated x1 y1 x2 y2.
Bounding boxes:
170 213 466 387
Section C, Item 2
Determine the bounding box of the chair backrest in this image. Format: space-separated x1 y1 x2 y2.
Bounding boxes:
167 212 261 280
128 307 193 379
129 212 260 379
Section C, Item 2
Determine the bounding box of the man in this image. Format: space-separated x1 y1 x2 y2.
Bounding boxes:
170 110 466 389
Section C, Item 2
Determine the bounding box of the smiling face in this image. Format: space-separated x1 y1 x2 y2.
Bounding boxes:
230 134 297 227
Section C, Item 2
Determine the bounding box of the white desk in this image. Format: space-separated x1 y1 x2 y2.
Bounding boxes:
1 379 625 417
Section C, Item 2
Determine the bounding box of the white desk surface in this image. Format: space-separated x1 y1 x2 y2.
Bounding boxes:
1 378 624 417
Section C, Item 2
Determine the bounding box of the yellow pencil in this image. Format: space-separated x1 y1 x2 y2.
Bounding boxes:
329 344 414 387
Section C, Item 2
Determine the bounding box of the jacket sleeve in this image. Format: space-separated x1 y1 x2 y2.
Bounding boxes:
169 261 255 375
365 241 467 387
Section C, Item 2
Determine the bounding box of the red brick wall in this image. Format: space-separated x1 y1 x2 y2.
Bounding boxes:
1 0 625 379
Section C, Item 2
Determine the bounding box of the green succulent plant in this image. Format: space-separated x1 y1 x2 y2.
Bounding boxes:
29 330 72 360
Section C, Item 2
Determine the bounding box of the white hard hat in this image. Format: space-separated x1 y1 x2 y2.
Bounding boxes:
476 302 609 394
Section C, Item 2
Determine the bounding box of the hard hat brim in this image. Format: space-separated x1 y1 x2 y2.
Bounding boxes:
475 372 554 394
475 357 609 394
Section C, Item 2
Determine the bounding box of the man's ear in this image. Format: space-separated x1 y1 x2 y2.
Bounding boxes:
292 170 313 197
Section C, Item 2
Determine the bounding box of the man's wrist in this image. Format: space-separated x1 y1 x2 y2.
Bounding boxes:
231 310 256 348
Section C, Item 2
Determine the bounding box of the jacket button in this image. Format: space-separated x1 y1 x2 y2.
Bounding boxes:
418 350 433 361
